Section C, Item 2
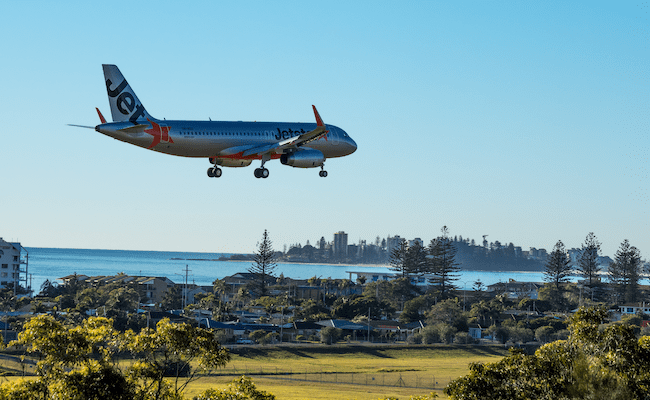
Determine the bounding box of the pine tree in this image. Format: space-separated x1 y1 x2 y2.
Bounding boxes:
404 241 428 275
577 232 601 289
544 240 571 290
608 239 642 304
427 226 460 299
248 230 277 297
388 238 409 276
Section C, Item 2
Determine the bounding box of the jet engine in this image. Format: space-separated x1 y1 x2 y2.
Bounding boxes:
209 157 252 167
280 149 325 168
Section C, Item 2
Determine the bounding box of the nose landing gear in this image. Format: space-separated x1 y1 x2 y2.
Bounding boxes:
319 165 328 177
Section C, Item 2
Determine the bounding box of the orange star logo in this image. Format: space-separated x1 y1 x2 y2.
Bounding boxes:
144 118 173 149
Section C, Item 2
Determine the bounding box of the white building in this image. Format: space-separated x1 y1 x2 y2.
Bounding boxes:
0 238 28 292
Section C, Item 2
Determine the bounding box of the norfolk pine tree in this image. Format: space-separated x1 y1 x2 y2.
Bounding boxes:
544 240 572 290
388 237 410 276
427 226 460 299
577 232 601 290
248 229 277 297
608 239 642 304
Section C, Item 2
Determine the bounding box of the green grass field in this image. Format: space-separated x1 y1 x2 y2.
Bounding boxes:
0 344 508 399
189 344 509 399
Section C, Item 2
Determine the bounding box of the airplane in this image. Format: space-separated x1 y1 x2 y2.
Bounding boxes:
71 64 357 178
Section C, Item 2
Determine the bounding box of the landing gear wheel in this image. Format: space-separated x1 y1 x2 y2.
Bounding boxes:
208 167 222 178
255 168 269 178
319 170 328 177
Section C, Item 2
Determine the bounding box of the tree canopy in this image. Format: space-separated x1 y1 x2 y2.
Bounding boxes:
445 307 650 400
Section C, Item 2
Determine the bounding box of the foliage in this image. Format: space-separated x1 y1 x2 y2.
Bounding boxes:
427 298 467 333
389 238 410 276
7 315 235 400
537 284 579 312
445 306 650 399
608 239 642 304
193 376 276 400
426 227 460 299
543 240 571 289
320 326 343 344
577 232 601 288
399 295 432 324
248 230 277 297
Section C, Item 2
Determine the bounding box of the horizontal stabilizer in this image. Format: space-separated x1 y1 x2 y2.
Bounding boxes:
68 124 95 129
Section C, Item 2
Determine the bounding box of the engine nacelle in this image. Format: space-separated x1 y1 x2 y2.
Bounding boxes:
209 157 252 168
280 149 325 168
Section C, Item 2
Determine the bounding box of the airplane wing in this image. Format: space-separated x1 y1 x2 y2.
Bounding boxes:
218 105 329 159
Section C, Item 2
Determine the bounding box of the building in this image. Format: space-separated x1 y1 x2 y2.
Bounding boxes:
386 235 402 254
333 231 348 258
0 238 28 292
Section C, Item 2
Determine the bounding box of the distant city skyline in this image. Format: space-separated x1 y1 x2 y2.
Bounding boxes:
1 2 647 260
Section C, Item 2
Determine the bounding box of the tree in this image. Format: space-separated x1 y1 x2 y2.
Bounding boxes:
248 230 277 297
161 285 183 310
544 240 571 290
608 239 642 304
9 315 234 400
405 241 428 275
577 232 601 289
320 326 342 344
445 306 650 400
388 238 410 276
427 298 467 333
427 226 460 299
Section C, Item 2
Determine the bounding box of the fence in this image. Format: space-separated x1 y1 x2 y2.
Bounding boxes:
212 366 452 390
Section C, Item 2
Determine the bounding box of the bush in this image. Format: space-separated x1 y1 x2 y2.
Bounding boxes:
454 332 476 344
421 326 440 344
320 327 342 344
406 333 422 344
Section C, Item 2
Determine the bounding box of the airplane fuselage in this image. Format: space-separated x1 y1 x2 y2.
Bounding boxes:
96 120 356 160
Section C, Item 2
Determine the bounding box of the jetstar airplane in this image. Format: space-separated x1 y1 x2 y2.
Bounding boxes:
71 65 357 178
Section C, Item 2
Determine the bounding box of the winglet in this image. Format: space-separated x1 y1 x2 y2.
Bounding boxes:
96 108 107 124
312 105 329 141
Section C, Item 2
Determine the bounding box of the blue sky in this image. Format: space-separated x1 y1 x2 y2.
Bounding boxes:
1 1 648 258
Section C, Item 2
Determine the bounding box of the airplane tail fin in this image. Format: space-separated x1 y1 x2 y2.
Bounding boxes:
102 64 153 123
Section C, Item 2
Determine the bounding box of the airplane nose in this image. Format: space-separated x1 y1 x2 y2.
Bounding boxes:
349 137 357 153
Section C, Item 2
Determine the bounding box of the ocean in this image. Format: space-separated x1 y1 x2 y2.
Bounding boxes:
24 247 554 294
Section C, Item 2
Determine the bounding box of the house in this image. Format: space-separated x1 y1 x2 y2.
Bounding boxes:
317 319 369 341
276 321 322 341
618 304 650 315
487 280 543 299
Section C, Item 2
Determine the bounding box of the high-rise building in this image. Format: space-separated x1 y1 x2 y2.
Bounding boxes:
0 238 28 293
386 235 402 254
333 231 348 258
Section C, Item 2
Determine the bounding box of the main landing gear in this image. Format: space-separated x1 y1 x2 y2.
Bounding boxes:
319 165 328 177
254 159 269 179
254 167 269 178
207 167 222 178
207 158 222 178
